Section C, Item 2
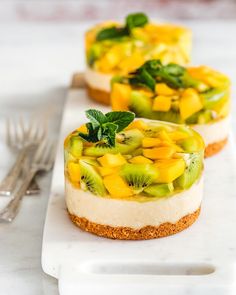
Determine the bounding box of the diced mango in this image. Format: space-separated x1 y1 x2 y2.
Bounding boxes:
155 83 176 96
77 124 87 133
138 89 154 98
159 141 184 152
143 146 176 160
67 162 80 182
213 98 230 118
159 140 172 147
188 66 229 88
98 153 127 168
97 166 118 177
168 131 189 141
126 120 148 131
129 156 153 164
111 83 131 111
152 95 172 112
98 46 122 72
119 52 144 73
103 174 133 198
132 27 150 42
179 88 203 120
172 144 184 153
142 137 161 148
155 158 186 183
158 130 172 142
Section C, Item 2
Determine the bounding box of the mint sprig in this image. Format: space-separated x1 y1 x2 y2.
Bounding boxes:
129 60 199 91
78 109 135 147
96 13 149 41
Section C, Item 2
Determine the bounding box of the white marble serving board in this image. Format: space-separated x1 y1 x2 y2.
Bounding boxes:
42 89 236 295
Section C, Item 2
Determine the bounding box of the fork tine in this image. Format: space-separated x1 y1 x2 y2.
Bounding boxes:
45 142 56 165
26 115 36 139
13 118 20 143
33 121 41 141
6 118 11 146
33 139 47 163
40 118 48 140
19 116 26 141
42 145 51 164
48 143 56 165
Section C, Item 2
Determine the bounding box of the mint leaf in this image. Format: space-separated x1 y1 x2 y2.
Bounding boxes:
79 109 135 147
96 27 128 41
85 109 107 127
96 13 149 41
102 122 118 146
105 111 135 132
130 67 156 91
126 13 149 31
78 122 99 142
129 60 199 90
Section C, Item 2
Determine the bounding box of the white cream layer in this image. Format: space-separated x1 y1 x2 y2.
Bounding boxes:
65 176 203 229
192 116 230 146
85 67 112 92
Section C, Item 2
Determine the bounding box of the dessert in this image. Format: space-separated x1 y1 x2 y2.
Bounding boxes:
84 12 192 104
64 109 205 240
111 60 230 157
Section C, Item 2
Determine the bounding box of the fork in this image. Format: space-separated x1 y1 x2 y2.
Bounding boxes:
0 117 46 196
0 139 55 222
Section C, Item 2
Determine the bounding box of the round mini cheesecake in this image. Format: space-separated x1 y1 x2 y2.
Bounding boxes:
64 115 205 240
84 13 192 105
111 60 231 157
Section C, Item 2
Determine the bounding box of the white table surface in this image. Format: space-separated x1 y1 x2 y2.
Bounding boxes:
0 21 236 295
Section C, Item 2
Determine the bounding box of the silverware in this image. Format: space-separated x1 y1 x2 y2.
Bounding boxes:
0 117 46 196
0 139 55 222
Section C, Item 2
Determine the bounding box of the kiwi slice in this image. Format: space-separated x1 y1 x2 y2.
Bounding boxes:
197 110 213 124
143 123 173 137
186 110 213 125
144 183 174 198
83 129 144 157
177 137 200 153
79 160 106 196
129 91 153 118
201 88 228 110
152 110 182 124
69 136 83 158
80 157 99 167
185 112 199 124
120 163 159 194
174 154 203 190
64 149 75 164
87 43 103 66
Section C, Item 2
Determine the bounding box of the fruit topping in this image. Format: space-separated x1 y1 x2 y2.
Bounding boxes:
86 13 191 72
144 183 174 198
98 153 127 167
111 60 230 124
155 158 186 183
120 163 159 194
143 146 176 160
65 110 204 200
79 160 106 196
174 154 202 189
103 174 133 198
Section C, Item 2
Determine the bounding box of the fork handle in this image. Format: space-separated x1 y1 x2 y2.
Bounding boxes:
0 170 37 222
0 149 27 196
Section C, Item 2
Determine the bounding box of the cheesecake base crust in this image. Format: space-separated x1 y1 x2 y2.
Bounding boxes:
68 208 200 240
205 137 228 158
86 84 110 105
